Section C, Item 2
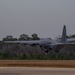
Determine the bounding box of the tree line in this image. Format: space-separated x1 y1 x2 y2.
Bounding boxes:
2 33 75 41
3 33 40 41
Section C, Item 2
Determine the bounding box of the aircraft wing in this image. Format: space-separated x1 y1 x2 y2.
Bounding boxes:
4 39 52 46
4 40 41 46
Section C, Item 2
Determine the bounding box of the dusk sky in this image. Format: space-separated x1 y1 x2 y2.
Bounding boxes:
0 0 75 40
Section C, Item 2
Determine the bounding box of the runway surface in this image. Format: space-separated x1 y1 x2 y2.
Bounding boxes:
0 67 75 75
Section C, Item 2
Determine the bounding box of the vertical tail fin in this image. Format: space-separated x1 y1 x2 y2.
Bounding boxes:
61 25 67 43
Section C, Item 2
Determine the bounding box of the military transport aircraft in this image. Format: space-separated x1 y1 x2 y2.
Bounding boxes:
4 25 75 53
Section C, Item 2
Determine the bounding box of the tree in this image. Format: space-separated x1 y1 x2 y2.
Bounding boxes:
31 33 40 40
19 34 31 40
64 34 75 38
70 34 75 38
3 35 17 41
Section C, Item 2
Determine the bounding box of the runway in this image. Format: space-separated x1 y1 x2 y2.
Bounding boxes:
0 67 75 75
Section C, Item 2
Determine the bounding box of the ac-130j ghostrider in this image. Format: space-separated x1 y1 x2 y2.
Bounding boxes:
4 25 75 53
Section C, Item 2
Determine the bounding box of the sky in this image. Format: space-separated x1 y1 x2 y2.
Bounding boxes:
0 0 75 40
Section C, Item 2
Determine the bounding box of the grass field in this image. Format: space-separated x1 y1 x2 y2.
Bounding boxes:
0 60 75 68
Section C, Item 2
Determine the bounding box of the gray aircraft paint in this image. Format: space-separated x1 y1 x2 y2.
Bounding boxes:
61 25 67 43
4 25 75 52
